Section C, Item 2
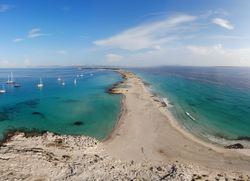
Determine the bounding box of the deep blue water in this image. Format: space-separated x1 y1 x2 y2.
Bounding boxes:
0 68 122 140
132 66 250 145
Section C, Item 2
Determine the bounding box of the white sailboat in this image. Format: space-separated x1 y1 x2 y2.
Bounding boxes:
61 81 65 86
0 85 6 94
37 78 44 88
6 72 15 84
57 76 62 81
74 78 77 85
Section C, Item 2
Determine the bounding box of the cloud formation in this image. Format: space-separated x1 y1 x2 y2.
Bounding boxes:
94 15 197 51
91 11 250 66
28 28 47 38
115 45 250 67
13 38 24 43
13 28 48 43
212 18 234 30
106 53 123 63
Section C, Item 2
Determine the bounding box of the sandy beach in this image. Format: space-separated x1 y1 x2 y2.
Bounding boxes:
104 70 250 172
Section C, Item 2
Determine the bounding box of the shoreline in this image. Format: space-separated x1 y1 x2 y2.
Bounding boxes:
126 71 250 148
141 79 250 149
104 70 250 172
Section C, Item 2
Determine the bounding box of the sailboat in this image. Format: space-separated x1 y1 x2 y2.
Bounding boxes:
74 78 77 85
6 72 15 84
0 85 6 94
37 78 44 88
61 81 65 86
57 76 62 81
14 83 21 88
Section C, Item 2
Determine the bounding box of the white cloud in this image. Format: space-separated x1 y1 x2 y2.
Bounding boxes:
106 53 123 63
108 45 250 67
212 18 234 30
186 44 223 55
94 15 197 51
0 4 11 12
28 28 47 38
13 28 48 42
13 38 24 43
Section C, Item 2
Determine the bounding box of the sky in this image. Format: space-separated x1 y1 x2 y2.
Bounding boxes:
0 0 250 67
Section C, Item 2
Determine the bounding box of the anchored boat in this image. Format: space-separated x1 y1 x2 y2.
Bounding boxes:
37 78 44 88
0 85 6 94
6 72 15 84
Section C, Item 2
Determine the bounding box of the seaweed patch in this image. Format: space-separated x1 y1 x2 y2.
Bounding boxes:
73 121 84 126
0 112 9 122
4 99 39 114
32 112 46 119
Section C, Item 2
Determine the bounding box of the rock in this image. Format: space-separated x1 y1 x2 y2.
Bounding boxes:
224 143 244 149
73 121 84 126
0 112 9 122
0 132 249 180
32 112 41 115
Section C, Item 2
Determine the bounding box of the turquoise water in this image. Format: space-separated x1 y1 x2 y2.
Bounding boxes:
133 67 250 145
0 68 122 140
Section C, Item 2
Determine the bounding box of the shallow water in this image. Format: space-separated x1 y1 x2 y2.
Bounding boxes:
132 66 250 145
0 68 122 140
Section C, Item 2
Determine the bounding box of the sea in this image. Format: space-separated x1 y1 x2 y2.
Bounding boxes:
132 66 250 146
0 68 122 140
1 66 250 146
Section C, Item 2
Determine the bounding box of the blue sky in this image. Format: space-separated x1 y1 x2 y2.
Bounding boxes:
0 0 250 67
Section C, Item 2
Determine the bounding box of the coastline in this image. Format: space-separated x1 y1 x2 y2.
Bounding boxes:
104 70 250 172
0 69 250 179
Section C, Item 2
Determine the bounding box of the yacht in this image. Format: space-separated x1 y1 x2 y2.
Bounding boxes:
14 83 21 88
61 80 65 86
37 78 44 88
0 85 6 94
6 72 15 84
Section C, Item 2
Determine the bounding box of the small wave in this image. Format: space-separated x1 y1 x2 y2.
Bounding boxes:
196 132 250 148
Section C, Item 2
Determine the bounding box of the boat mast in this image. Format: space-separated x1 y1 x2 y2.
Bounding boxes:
11 72 14 82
